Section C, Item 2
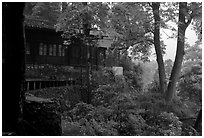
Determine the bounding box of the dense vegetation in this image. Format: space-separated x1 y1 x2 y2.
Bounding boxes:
26 52 201 135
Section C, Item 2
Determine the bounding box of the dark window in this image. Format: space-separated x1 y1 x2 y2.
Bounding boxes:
53 44 57 56
58 45 62 56
49 44 53 56
62 46 66 56
43 44 47 55
39 43 43 55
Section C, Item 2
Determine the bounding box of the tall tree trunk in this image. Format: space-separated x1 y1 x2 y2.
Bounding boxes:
2 2 25 135
152 2 166 94
165 2 190 102
82 2 92 104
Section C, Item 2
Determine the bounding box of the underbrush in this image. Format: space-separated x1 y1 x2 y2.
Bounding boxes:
61 66 200 136
26 64 200 136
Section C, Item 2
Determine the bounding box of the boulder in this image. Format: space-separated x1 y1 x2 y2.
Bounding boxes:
23 95 62 136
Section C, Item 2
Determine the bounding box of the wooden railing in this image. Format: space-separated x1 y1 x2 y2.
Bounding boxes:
25 79 76 91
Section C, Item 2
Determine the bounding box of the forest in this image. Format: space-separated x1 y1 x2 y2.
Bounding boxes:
2 2 202 136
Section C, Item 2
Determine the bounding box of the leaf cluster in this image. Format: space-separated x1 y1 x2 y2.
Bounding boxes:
24 2 61 28
179 44 202 106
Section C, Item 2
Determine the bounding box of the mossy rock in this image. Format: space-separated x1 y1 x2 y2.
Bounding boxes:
23 95 62 136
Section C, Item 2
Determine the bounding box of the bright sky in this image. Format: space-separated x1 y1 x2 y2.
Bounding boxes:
151 23 198 61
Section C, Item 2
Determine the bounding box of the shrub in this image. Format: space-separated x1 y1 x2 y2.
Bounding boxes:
147 80 160 93
110 93 147 136
63 102 118 136
91 84 123 107
92 67 115 87
178 65 202 106
64 81 148 136
141 111 182 136
123 63 144 91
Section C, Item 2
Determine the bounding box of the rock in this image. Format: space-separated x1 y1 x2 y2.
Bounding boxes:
23 95 62 136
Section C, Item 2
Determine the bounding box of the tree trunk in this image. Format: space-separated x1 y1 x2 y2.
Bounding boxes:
82 2 92 104
2 2 25 135
152 2 166 94
165 2 189 102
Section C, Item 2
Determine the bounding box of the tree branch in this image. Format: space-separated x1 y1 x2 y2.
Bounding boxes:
148 2 152 8
185 17 192 27
111 38 154 51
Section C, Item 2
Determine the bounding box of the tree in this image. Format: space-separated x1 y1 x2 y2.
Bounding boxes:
178 44 202 105
151 2 166 94
183 44 202 64
178 65 202 105
56 2 110 35
24 2 61 28
165 2 202 102
3 2 25 135
109 2 153 61
24 2 37 16
191 3 202 42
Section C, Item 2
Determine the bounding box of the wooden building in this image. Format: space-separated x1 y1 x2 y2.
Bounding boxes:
25 26 107 68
